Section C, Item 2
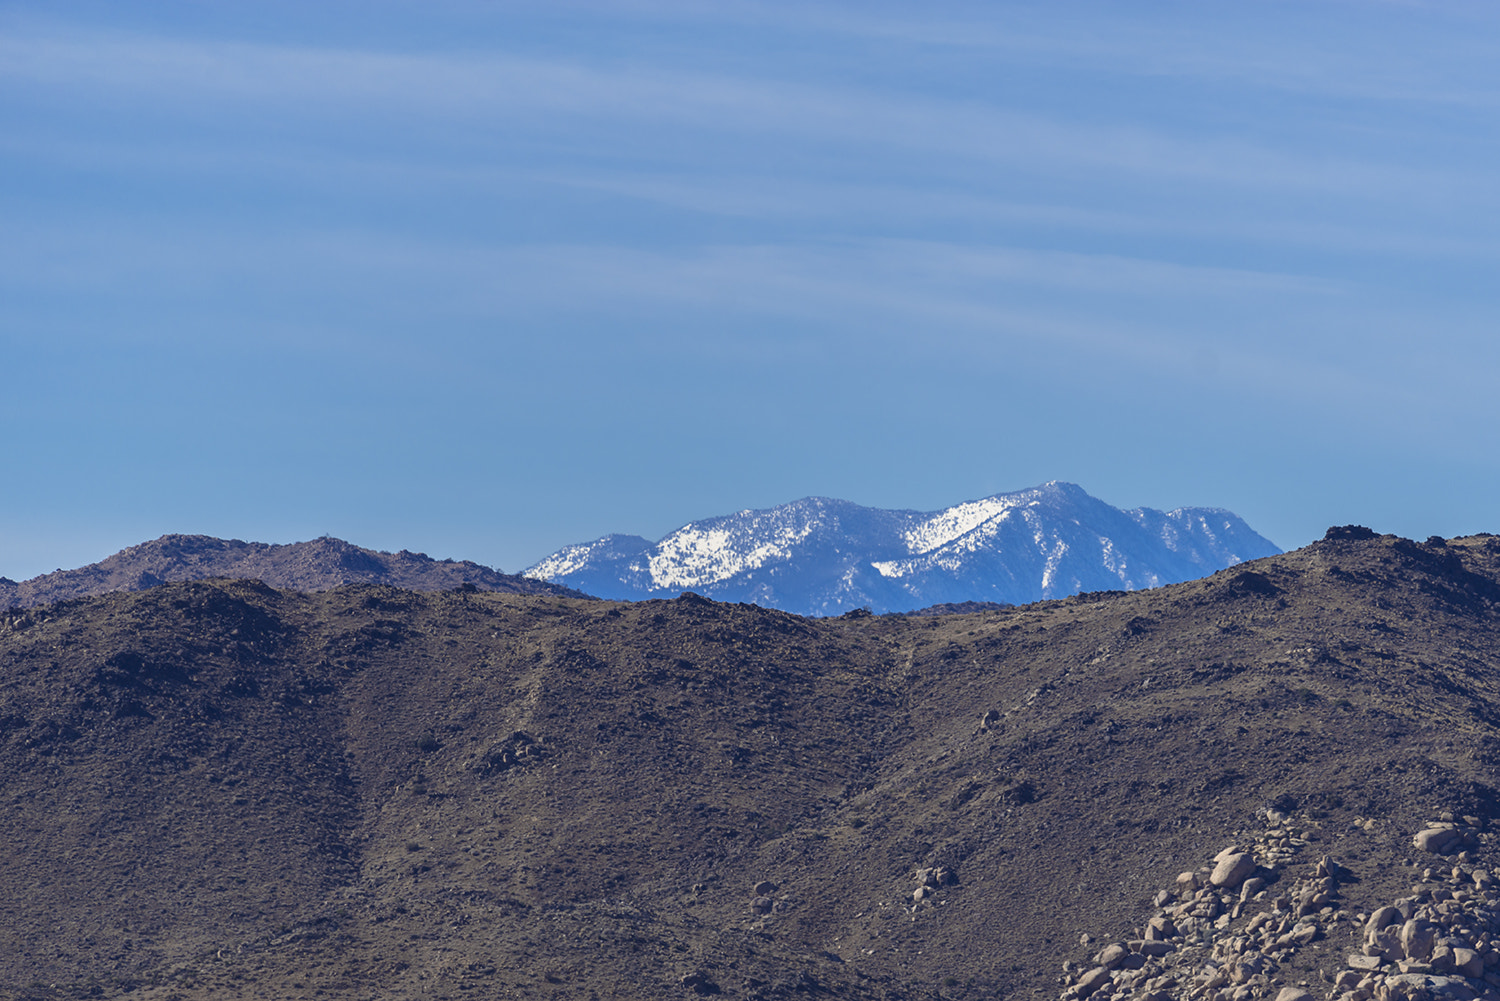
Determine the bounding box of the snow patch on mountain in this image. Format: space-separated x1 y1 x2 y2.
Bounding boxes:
524 482 1281 616
642 507 824 590
525 534 653 584
902 495 1022 556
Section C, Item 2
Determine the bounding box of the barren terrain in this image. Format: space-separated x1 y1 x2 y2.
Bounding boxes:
3 529 1500 1000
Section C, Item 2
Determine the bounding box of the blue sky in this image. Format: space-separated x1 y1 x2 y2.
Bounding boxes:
4 0 1499 580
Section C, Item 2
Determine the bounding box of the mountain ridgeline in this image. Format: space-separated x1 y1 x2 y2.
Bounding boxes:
5 529 1500 1000
0 534 585 610
524 481 1281 615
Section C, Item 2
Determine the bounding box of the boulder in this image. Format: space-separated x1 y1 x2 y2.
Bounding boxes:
1415 828 1464 855
1401 919 1438 962
1367 929 1401 960
1076 966 1113 998
1378 973 1475 1001
1369 906 1401 932
1211 853 1258 889
1094 943 1129 970
1454 948 1484 978
1230 955 1265 983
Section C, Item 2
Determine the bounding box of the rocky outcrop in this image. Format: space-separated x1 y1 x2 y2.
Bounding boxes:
1058 814 1500 1001
1331 817 1500 1001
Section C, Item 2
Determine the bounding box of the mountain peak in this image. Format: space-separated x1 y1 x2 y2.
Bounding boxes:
525 483 1280 615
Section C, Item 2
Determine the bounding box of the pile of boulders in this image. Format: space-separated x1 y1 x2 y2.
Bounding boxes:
912 865 958 903
1329 817 1499 1001
1060 814 1353 1001
1060 815 1500 1001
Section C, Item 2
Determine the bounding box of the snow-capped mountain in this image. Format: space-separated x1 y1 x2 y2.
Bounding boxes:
524 481 1281 616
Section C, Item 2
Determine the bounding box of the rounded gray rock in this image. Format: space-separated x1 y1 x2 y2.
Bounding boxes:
1211 852 1258 889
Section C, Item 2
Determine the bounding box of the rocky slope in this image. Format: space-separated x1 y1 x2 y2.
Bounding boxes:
0 533 586 609
2 528 1499 1001
523 481 1281 615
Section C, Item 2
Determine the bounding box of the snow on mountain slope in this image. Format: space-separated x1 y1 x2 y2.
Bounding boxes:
645 506 823 591
900 494 1027 556
1127 506 1271 568
523 482 1281 615
524 534 653 582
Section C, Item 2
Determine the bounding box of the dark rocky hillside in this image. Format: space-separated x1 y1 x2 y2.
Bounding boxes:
0 534 587 609
3 530 1500 1000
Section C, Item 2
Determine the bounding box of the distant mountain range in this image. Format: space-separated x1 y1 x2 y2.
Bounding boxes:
524 481 1281 615
0 534 585 609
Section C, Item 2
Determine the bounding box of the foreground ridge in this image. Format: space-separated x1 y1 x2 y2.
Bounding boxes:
2 529 1499 999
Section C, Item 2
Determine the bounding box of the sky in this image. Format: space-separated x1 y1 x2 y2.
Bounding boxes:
4 0 1500 581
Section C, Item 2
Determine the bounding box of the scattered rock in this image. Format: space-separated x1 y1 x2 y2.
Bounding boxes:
914 865 956 888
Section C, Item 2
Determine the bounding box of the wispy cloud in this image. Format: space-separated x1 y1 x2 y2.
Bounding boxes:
538 170 1500 262
593 0 1500 110
1 205 1407 409
0 24 1483 201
